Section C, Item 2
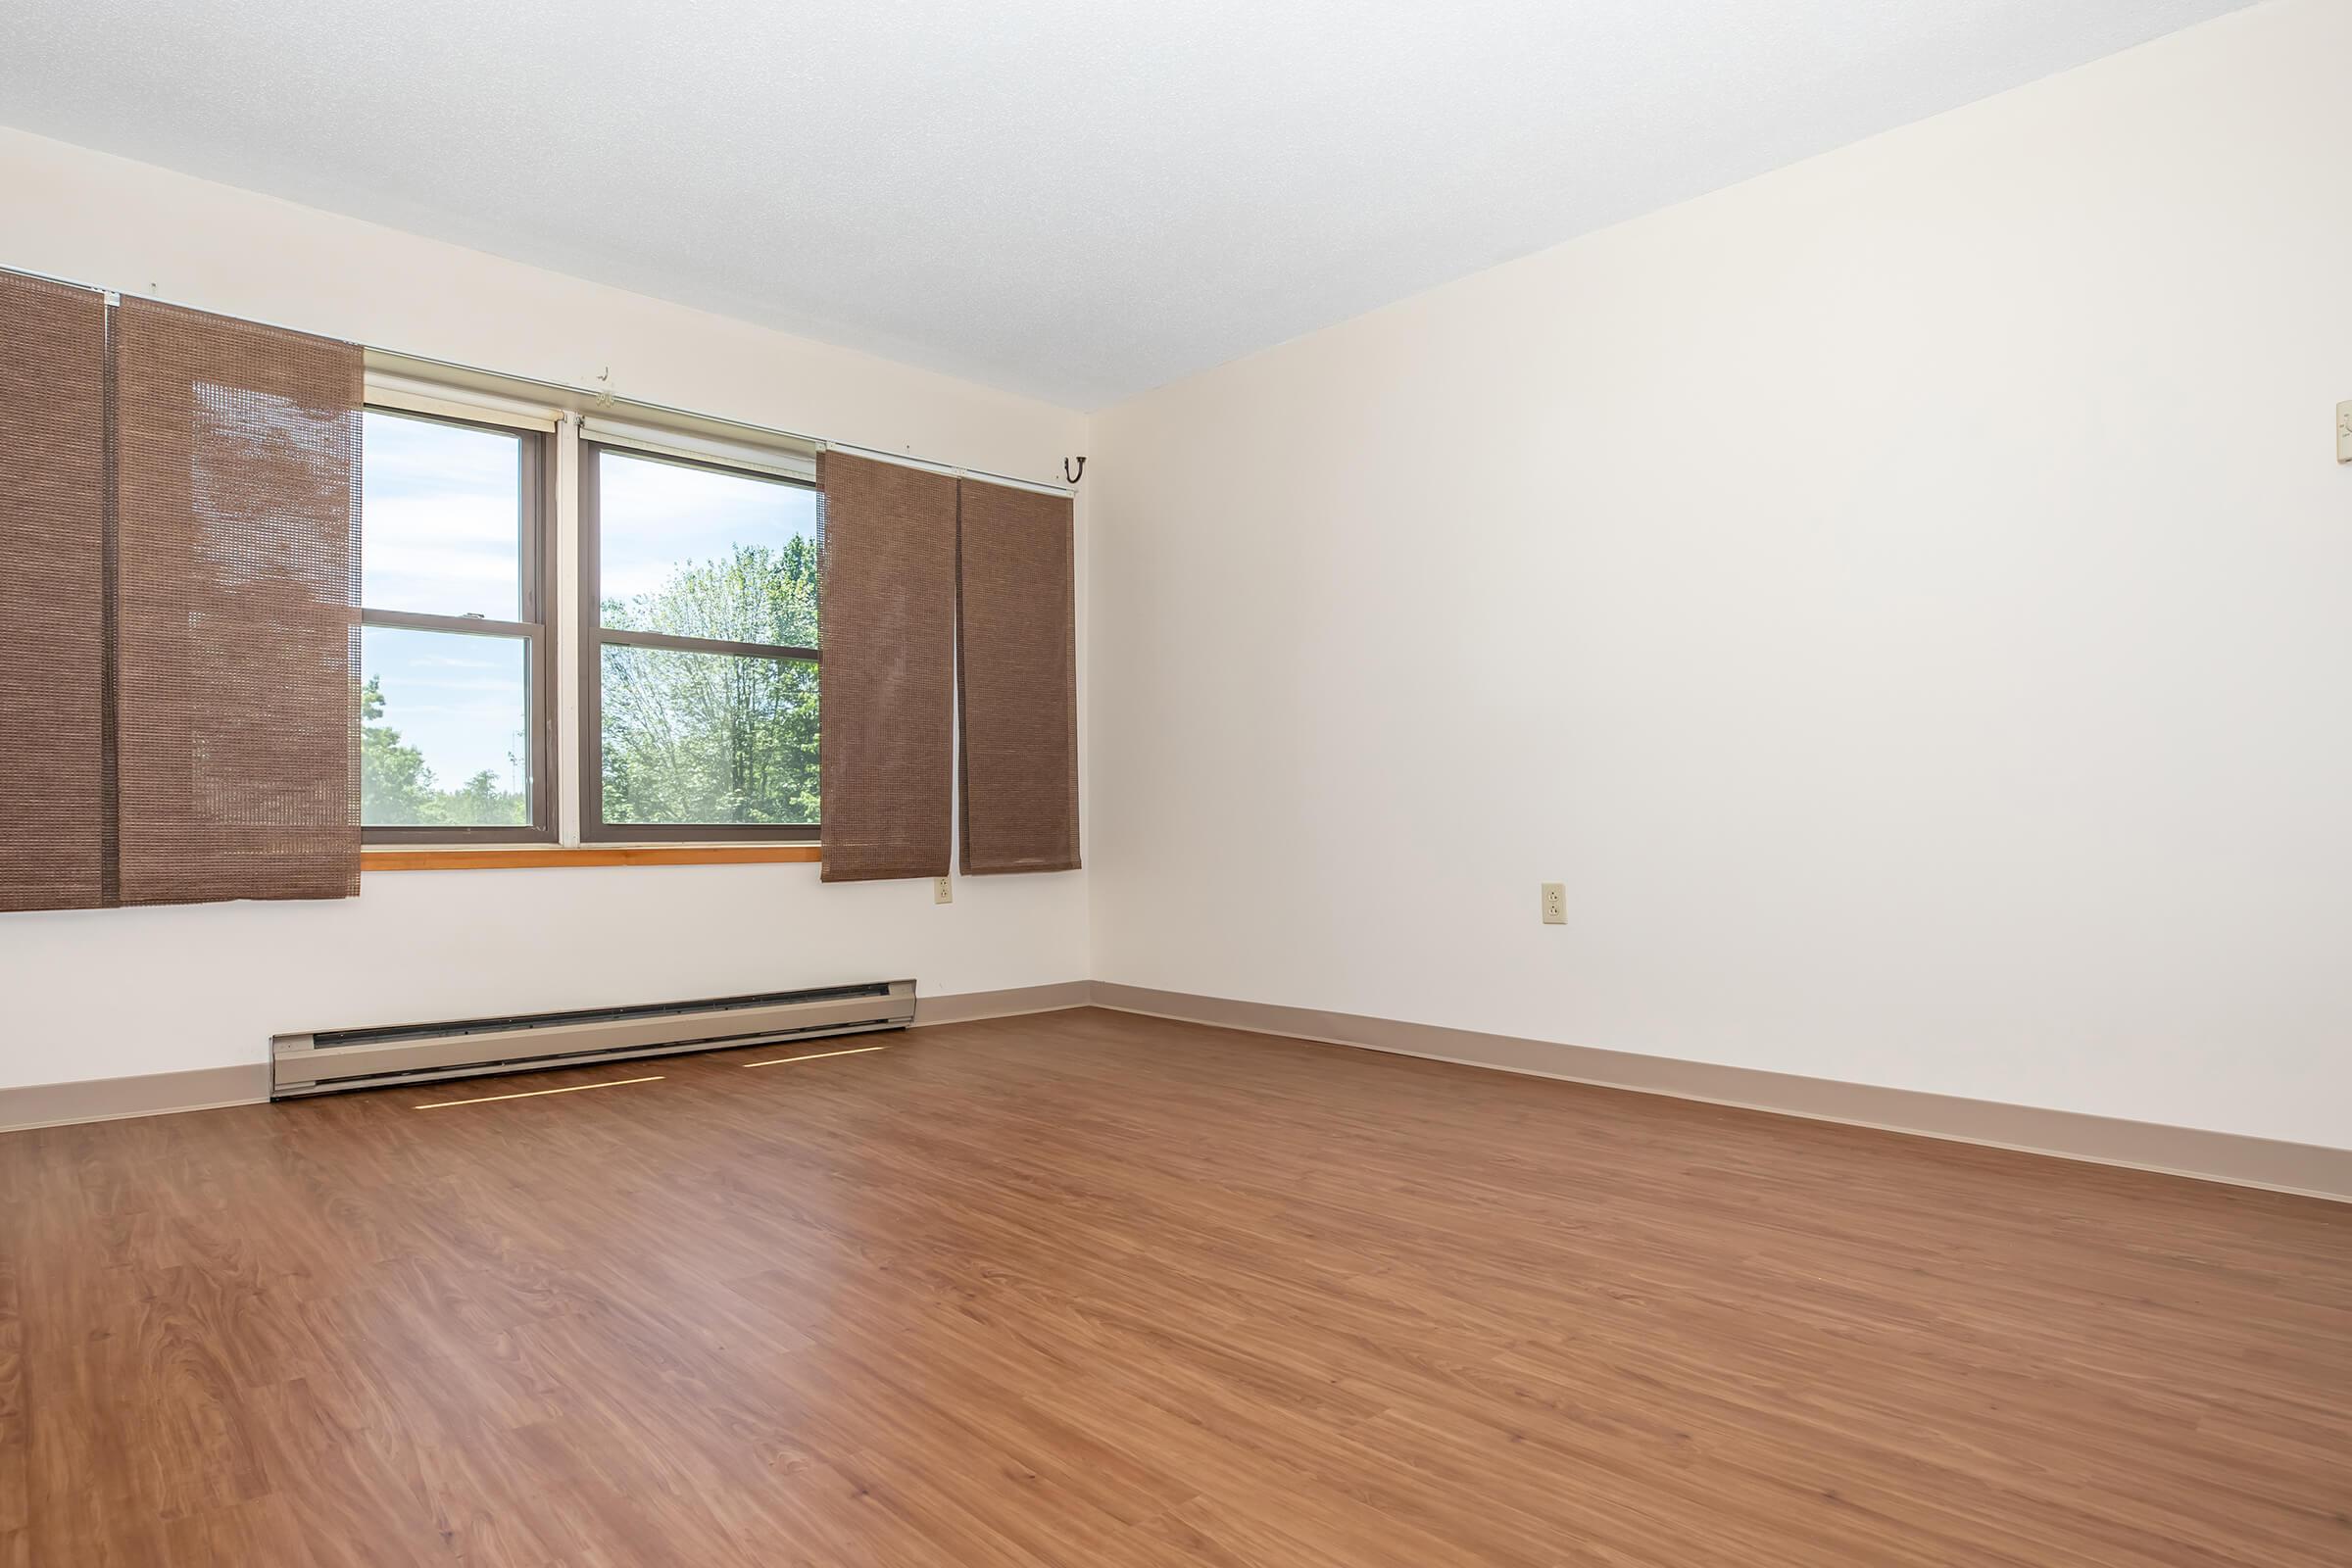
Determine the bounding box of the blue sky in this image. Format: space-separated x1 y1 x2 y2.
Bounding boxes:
599 449 815 603
361 413 815 789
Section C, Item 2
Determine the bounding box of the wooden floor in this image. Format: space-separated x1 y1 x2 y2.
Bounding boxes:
2 1008 2347 1567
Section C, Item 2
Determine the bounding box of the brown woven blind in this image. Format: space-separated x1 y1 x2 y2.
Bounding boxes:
113 298 362 906
956 478 1079 875
816 452 957 882
0 273 109 912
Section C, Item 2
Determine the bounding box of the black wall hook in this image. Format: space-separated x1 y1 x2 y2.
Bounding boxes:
1063 456 1087 485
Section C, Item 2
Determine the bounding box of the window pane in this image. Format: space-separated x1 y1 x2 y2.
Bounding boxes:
361 410 523 617
361 625 531 827
596 449 818 647
601 645 816 825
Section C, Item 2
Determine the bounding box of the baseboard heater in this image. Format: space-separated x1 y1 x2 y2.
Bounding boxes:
270 979 917 1099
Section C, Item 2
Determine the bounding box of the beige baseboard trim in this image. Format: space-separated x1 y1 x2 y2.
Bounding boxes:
913 980 1094 1028
1088 983 2352 1203
0 1063 271 1136
14 984 2337 1204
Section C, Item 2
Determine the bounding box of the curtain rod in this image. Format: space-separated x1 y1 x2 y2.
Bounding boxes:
1 261 1076 498
382 344 1077 498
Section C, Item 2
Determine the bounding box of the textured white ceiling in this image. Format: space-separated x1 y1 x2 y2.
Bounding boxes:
0 0 2251 408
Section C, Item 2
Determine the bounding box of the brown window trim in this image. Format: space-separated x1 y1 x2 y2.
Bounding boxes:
361 407 558 846
364 844 821 871
578 440 820 845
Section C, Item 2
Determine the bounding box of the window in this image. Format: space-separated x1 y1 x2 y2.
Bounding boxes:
354 371 826 852
580 443 821 841
358 409 553 840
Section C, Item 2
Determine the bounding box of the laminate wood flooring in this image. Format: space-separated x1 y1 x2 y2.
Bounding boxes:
2 1006 2345 1566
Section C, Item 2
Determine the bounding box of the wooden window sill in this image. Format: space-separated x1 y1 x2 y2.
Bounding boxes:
363 845 821 871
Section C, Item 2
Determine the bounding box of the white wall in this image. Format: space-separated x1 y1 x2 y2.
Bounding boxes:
0 127 1090 1090
1088 0 2352 1151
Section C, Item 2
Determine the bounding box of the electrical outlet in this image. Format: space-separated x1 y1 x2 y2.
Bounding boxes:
934 876 953 905
2337 399 2352 464
1541 882 1566 925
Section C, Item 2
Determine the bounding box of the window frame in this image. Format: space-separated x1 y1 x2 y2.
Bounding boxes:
358 406 558 846
576 438 822 844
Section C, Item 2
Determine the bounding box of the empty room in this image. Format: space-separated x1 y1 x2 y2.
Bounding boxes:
1 1 2347 1563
